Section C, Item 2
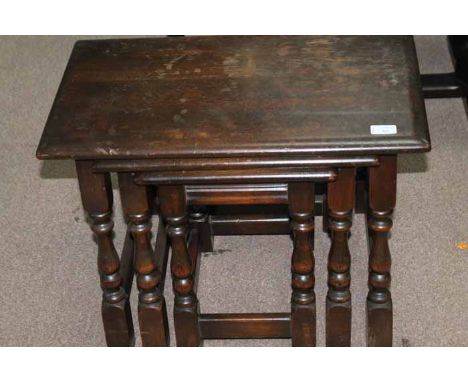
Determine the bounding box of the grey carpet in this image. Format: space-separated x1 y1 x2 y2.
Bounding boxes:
0 36 467 346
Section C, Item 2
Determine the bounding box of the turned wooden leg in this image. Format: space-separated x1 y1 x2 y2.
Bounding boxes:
159 185 201 347
190 206 213 253
118 173 169 347
326 168 356 346
366 156 396 347
288 182 316 346
322 193 330 234
76 161 134 347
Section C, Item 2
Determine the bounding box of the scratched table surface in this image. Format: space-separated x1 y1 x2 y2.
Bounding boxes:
36 36 430 160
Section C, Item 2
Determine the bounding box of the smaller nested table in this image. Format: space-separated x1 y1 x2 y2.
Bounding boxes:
36 36 430 346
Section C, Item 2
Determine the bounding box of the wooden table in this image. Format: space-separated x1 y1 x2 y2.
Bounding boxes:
36 36 430 346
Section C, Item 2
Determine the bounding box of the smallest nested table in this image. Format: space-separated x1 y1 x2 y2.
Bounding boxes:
37 36 430 346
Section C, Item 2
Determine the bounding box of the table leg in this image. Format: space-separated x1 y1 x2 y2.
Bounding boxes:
326 168 355 346
76 161 134 346
118 173 169 346
159 185 201 346
190 206 213 253
366 156 396 347
288 182 316 346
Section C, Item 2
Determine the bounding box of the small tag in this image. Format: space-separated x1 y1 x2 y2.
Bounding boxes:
370 125 397 135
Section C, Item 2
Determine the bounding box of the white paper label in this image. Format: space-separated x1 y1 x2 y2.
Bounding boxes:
370 125 397 135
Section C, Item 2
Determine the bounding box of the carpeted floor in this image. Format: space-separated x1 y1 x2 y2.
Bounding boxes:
0 36 467 346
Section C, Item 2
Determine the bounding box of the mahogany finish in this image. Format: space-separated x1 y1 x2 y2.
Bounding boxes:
326 168 356 346
199 313 291 339
134 167 337 185
75 161 134 346
289 183 317 346
187 184 289 206
189 207 214 253
366 156 397 346
158 185 201 347
119 173 169 346
210 213 291 236
92 156 380 172
37 36 429 160
36 36 431 346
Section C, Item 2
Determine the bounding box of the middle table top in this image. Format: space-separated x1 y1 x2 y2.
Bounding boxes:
36 36 430 160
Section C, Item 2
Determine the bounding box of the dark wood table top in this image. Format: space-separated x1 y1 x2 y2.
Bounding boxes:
36 36 430 160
